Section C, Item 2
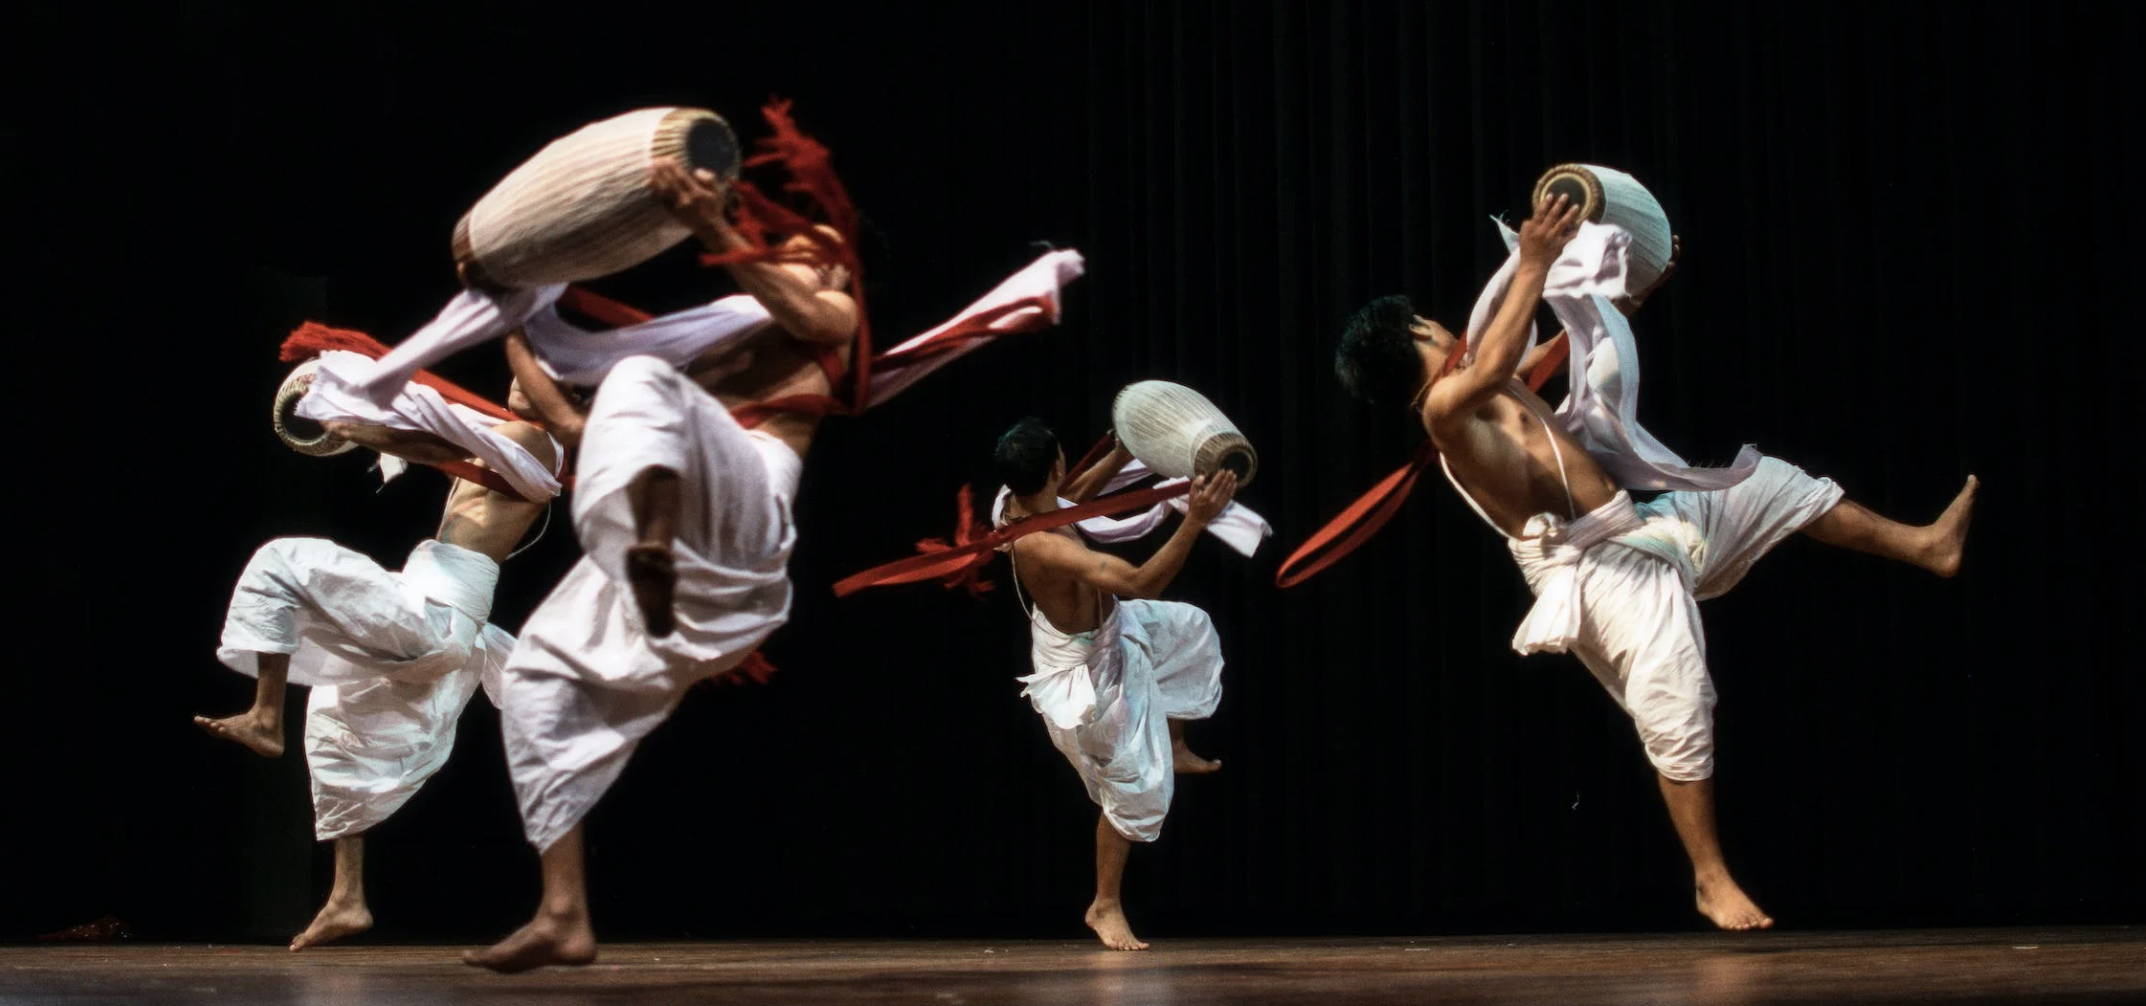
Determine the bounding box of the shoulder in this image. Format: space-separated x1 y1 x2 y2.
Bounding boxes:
491 419 559 469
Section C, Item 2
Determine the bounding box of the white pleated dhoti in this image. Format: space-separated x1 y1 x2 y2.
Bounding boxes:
1507 456 1845 781
1016 598 1225 842
499 356 800 853
216 537 510 839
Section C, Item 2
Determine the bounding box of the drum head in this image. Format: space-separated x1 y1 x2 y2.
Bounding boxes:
682 116 742 185
273 362 357 457
1533 165 1607 223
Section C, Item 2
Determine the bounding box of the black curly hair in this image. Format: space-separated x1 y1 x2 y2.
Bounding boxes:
1334 294 1427 408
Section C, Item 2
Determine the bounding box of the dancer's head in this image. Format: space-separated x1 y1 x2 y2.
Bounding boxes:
1336 294 1459 412
994 416 1063 500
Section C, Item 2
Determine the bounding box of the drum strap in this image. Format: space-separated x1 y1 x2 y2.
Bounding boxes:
1273 335 1569 588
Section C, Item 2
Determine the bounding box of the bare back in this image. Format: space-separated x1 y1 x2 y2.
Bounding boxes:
1009 527 1110 635
693 327 854 460
436 422 556 562
1430 382 1620 537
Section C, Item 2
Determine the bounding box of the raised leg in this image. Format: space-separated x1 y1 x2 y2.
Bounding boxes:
194 652 289 757
1084 814 1149 950
1801 475 1977 578
290 834 373 951
464 823 598 972
1657 775 1774 932
624 466 680 637
1168 719 1221 775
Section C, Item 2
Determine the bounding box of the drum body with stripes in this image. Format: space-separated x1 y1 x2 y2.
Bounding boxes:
453 107 741 290
1532 163 1674 295
1110 380 1259 489
274 359 357 457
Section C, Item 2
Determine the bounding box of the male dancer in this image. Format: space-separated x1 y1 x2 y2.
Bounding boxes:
1333 194 1976 930
992 418 1236 950
199 398 555 950
464 160 860 971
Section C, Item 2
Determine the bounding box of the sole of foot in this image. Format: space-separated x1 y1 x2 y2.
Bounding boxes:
193 714 283 758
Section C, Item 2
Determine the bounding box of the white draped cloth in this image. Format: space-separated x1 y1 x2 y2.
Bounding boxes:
295 350 565 501
216 538 512 839
1015 597 1224 842
307 247 1084 408
1449 220 1844 780
497 356 800 853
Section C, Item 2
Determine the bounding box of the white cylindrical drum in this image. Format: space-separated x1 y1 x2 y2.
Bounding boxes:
1532 163 1674 295
273 359 356 457
1110 380 1258 489
454 107 741 290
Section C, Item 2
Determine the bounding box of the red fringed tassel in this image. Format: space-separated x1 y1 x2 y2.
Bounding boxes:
905 485 997 597
698 100 873 413
706 650 781 688
281 321 392 362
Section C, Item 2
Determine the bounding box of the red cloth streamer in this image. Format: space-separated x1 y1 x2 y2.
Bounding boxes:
1274 334 1570 588
279 323 562 501
832 481 1192 598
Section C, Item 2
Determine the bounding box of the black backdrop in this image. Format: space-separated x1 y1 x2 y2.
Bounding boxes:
7 1 2139 943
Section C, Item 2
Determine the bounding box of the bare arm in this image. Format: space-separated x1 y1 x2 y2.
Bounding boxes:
1017 472 1237 599
502 330 587 448
488 418 559 475
320 422 472 465
650 159 860 347
1423 193 1582 439
1060 438 1136 504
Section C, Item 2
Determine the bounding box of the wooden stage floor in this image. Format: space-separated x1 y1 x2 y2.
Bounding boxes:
2 928 2138 1005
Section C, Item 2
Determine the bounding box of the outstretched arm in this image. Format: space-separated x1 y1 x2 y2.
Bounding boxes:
1061 436 1136 504
1017 472 1237 599
502 330 587 448
1423 193 1582 439
320 422 472 465
650 159 860 347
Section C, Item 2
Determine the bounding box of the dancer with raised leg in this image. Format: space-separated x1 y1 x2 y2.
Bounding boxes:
1332 193 1975 930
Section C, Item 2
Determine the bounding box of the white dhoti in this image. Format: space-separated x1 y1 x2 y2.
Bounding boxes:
499 355 800 852
1506 456 1844 781
216 537 510 838
1016 598 1224 842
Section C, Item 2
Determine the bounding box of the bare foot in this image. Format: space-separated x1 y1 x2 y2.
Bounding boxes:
624 542 677 638
1919 475 1979 578
193 711 283 757
1172 738 1222 775
1695 875 1775 932
1084 900 1149 951
463 911 597 973
289 900 372 951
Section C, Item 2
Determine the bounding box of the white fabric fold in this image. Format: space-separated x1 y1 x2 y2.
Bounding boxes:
1473 218 1761 492
348 285 567 406
524 294 776 386
297 350 563 501
1016 597 1224 842
498 357 798 853
214 537 513 838
868 250 1087 406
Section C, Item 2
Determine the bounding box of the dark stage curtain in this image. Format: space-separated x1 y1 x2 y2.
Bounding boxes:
6 1 2138 941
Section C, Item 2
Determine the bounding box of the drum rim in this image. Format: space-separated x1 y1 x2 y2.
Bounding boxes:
1532 163 1609 224
272 361 357 457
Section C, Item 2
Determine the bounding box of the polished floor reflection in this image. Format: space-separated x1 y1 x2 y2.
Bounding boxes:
3 928 2139 1005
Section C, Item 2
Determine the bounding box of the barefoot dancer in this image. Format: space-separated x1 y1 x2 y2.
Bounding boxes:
991 419 1236 951
199 405 556 950
464 161 860 973
1332 194 1976 932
